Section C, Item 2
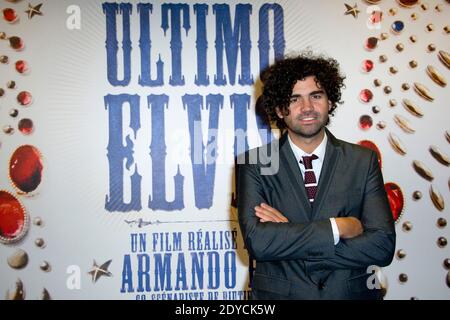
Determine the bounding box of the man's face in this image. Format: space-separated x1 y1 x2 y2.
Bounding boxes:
276 76 331 139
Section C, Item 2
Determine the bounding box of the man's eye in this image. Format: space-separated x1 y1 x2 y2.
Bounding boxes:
312 94 323 99
290 97 298 103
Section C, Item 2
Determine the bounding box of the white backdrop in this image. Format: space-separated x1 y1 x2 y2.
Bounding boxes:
0 0 449 299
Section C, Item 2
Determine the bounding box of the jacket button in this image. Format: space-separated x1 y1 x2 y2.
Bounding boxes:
318 282 325 290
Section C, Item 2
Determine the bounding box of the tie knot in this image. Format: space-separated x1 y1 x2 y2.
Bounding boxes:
301 154 318 169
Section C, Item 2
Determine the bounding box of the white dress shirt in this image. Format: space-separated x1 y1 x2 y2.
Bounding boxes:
287 133 340 245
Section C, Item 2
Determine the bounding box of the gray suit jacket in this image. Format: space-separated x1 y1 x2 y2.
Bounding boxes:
236 129 396 299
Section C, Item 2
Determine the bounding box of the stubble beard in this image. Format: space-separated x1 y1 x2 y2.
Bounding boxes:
288 113 329 139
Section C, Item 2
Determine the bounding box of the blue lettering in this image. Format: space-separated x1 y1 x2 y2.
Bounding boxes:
104 94 142 212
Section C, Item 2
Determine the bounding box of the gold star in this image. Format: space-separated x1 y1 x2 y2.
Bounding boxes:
88 260 113 283
344 3 360 19
25 3 43 19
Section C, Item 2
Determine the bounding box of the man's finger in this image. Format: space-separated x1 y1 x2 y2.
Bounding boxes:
255 206 287 223
260 203 289 222
255 206 279 219
255 208 279 222
255 208 281 222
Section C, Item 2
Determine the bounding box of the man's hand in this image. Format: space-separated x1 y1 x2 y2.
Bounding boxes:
254 203 289 223
335 217 363 239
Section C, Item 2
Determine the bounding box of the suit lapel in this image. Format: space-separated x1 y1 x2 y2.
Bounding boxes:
311 129 341 218
279 133 313 219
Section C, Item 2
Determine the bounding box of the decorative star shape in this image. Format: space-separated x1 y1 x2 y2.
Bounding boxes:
344 3 360 19
25 3 43 19
88 260 112 283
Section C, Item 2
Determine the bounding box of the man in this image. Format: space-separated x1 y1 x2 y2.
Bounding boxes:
236 53 396 300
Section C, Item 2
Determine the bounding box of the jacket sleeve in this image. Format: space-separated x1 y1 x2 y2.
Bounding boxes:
237 160 336 262
304 151 396 272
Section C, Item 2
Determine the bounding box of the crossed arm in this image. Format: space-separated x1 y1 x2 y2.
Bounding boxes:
255 203 363 239
237 151 396 271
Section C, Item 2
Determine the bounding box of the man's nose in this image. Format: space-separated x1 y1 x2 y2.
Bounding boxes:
300 96 314 111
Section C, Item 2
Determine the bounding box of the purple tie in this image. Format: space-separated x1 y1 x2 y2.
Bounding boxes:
301 154 319 204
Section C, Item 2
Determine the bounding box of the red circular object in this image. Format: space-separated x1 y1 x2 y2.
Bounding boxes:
9 145 43 194
385 182 404 222
0 190 28 243
15 60 29 74
365 37 379 50
18 119 34 135
17 91 32 106
362 60 374 72
369 11 383 24
9 36 24 50
357 140 382 168
396 0 419 8
359 89 373 103
359 115 373 130
3 8 17 23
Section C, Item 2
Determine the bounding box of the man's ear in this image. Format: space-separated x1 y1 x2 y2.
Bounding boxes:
328 101 332 112
275 107 284 119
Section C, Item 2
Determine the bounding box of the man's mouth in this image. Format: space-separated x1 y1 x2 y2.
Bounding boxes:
299 116 318 124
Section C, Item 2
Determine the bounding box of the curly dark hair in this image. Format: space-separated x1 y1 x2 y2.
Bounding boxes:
260 52 346 130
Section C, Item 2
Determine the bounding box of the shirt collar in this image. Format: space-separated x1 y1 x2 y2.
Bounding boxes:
287 131 328 164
